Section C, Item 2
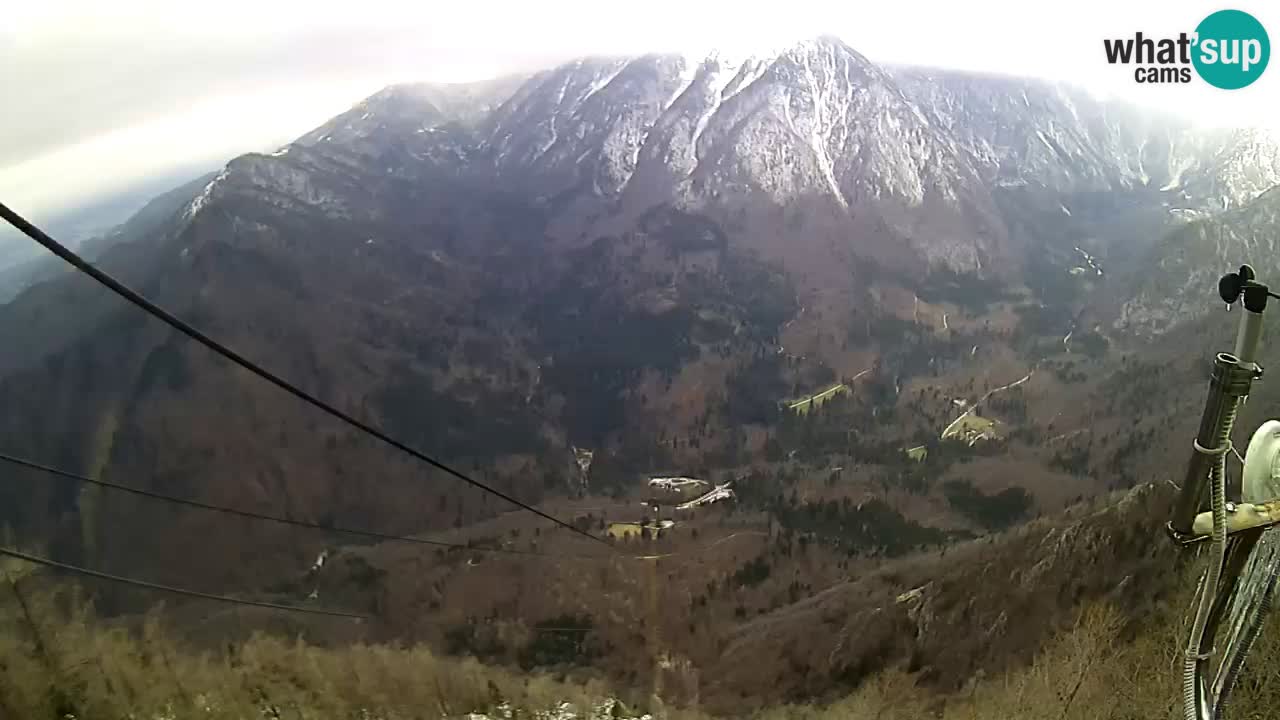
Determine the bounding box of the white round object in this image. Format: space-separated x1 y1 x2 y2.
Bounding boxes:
1242 420 1280 503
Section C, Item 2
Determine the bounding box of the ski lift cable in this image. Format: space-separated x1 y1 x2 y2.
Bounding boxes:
4 544 614 634
3 546 606 632
0 201 613 550
1 450 752 564
0 451 587 559
0 546 366 619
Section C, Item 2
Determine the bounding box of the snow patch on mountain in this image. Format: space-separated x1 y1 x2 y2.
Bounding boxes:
176 37 1280 286
182 168 229 221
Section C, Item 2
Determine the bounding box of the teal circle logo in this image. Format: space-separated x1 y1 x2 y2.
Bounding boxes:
1193 9 1270 89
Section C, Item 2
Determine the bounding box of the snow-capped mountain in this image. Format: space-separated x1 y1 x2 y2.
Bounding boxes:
487 40 987 213
71 34 1280 360
1181 128 1280 211
892 68 1163 192
163 36 1280 289
479 39 1005 272
893 67 1280 212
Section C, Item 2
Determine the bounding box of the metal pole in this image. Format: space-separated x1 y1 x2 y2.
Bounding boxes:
1235 309 1264 364
1172 354 1258 534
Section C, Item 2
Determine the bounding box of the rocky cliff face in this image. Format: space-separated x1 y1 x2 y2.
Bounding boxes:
1117 186 1280 335
481 39 1003 273
159 38 1280 290
893 68 1280 211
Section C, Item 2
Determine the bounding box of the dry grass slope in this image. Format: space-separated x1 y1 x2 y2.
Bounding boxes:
738 596 1280 720
10 576 1280 720
0 583 611 720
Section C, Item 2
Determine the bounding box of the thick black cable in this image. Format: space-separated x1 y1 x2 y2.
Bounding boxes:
0 201 611 549
0 451 568 558
0 547 365 618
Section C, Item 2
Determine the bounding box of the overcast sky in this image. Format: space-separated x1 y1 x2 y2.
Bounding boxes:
3 0 1278 224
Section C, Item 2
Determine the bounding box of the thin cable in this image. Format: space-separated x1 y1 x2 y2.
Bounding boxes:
0 451 572 558
0 547 366 619
0 447 842 565
1185 413 1238 720
0 201 610 549
7 550 608 636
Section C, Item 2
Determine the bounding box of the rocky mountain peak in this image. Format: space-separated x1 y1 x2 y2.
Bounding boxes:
165 36 1280 311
